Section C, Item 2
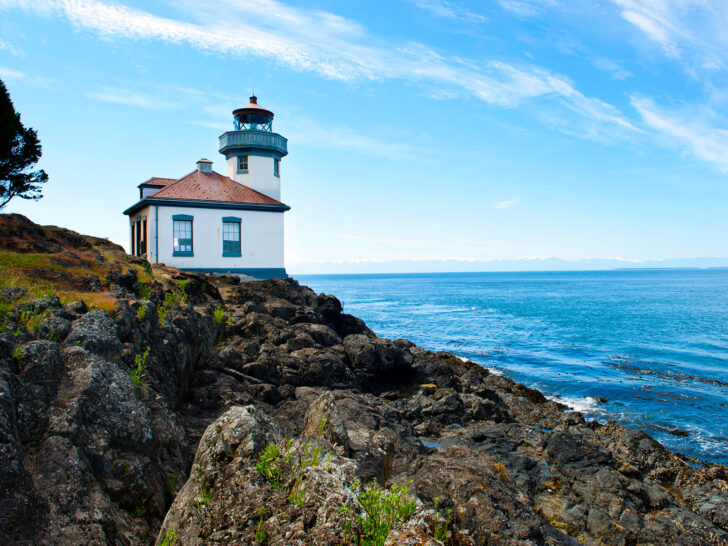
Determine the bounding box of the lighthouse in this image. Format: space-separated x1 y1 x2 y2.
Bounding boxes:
123 95 290 279
219 96 288 201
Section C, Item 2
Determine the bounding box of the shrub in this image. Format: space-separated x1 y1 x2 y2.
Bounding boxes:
136 305 146 321
11 346 23 360
130 345 150 388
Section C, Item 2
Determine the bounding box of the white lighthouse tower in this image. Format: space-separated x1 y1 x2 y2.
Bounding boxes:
219 96 288 201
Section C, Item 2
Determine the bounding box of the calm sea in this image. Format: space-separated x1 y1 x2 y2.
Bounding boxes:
297 270 728 463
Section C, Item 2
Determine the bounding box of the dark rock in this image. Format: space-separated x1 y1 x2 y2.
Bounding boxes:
0 286 27 302
65 310 122 359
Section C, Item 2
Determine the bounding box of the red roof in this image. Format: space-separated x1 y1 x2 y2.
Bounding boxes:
146 170 284 206
140 177 176 187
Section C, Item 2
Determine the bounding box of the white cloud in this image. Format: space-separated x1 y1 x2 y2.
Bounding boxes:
495 198 519 209
0 66 25 80
0 39 24 57
592 58 633 80
409 0 487 23
284 114 423 159
612 0 728 70
86 87 184 109
0 0 637 139
497 0 560 17
631 96 728 172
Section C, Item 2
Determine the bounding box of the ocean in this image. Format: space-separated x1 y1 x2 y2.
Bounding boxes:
297 270 728 464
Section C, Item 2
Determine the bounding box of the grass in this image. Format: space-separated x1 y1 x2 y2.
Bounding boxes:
11 346 23 360
136 305 146 321
130 346 150 388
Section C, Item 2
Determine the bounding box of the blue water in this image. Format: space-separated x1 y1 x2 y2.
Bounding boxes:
297 270 728 463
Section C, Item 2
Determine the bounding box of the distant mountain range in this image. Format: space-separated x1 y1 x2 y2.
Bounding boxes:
290 257 728 275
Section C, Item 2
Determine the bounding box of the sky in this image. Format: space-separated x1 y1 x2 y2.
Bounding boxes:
0 0 727 273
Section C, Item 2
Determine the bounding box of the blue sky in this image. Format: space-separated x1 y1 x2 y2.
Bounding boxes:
1 0 727 273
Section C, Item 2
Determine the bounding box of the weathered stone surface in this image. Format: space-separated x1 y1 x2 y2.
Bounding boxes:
0 237 725 546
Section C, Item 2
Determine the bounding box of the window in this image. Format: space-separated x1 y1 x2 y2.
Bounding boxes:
173 216 193 256
238 155 248 172
273 158 280 177
222 217 241 257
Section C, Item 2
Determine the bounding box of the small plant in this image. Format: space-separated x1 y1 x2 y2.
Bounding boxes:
213 305 225 326
137 283 153 300
340 480 419 546
176 279 189 305
11 346 23 360
288 476 306 506
432 497 452 543
0 309 11 333
130 345 150 388
166 472 178 495
256 506 266 543
136 305 146 321
256 443 282 488
316 417 328 442
134 498 147 517
193 474 212 510
161 529 179 546
256 440 331 509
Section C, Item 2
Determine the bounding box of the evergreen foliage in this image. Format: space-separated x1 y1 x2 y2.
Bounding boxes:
0 79 48 208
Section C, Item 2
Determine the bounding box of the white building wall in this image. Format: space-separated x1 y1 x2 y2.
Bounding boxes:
153 205 285 271
226 154 281 201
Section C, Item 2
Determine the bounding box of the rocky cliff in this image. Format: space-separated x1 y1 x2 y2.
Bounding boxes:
1 214 727 545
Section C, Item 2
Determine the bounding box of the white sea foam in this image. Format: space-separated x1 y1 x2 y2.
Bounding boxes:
457 356 472 363
547 395 602 413
487 367 505 376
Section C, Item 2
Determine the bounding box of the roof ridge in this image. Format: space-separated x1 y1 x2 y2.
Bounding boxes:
147 170 196 196
214 171 286 206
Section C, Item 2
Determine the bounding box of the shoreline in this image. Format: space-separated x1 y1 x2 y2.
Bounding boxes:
1 215 727 544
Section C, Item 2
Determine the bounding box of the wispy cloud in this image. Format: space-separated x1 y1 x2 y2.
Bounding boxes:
0 39 24 57
86 87 184 109
1 0 637 141
498 0 560 17
612 0 728 70
495 198 519 209
592 57 633 80
0 65 52 86
284 114 424 159
631 96 728 173
0 66 25 80
408 0 487 23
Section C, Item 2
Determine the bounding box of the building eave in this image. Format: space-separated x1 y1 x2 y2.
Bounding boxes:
123 197 291 216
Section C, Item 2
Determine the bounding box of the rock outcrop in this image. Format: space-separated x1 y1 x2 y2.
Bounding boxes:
1 215 727 544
